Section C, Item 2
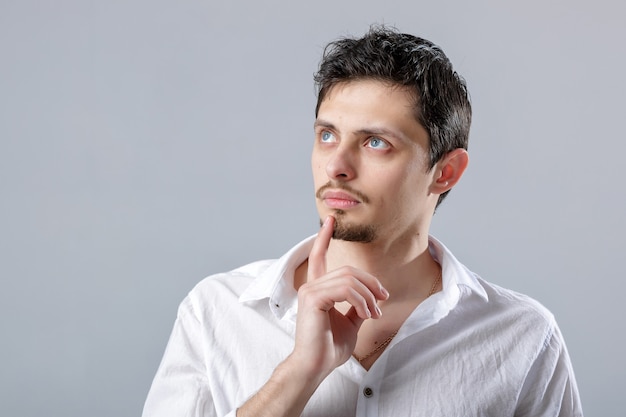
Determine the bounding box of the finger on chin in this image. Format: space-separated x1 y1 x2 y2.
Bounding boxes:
308 215 335 280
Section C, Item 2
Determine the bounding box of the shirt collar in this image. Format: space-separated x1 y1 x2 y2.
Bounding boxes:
429 235 488 302
239 235 315 319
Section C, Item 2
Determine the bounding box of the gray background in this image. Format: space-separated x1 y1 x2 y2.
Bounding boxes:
1 0 623 416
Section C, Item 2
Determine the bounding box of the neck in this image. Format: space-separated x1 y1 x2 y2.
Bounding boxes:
295 230 440 300
333 233 437 295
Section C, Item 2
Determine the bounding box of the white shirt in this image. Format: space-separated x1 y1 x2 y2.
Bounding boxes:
142 235 583 417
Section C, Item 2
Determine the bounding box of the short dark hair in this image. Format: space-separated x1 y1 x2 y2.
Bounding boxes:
314 26 471 207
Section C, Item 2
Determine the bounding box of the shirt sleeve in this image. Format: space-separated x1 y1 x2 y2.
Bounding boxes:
142 296 237 417
515 323 584 417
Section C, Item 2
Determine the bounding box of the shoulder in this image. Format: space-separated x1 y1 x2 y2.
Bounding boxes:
481 278 554 319
449 275 570 378
470 276 558 344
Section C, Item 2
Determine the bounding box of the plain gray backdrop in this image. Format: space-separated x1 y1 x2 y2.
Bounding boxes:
1 0 624 416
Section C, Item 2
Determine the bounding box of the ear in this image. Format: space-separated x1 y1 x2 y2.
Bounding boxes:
430 149 469 195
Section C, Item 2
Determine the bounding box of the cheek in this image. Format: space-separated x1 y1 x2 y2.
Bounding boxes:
311 154 322 175
311 161 327 190
311 148 326 169
390 167 427 202
312 162 324 180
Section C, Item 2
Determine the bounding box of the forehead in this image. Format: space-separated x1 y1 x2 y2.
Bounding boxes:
321 78 415 105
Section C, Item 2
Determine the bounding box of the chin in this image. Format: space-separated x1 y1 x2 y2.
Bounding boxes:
320 215 378 243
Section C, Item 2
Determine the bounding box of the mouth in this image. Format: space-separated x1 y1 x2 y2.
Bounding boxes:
315 182 370 211
320 190 361 209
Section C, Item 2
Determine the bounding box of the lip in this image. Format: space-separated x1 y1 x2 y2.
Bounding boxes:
321 190 361 209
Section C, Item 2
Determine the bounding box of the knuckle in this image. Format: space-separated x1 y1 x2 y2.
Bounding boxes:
338 284 356 298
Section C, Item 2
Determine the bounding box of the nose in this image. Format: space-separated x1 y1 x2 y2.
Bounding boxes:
325 145 356 181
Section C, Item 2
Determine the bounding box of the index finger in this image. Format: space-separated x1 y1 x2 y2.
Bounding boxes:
308 215 334 280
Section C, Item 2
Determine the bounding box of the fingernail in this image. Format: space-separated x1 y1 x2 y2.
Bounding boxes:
323 216 331 227
381 287 389 298
375 306 382 317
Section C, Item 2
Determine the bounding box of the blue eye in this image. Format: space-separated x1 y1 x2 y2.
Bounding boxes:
367 137 389 149
321 131 336 143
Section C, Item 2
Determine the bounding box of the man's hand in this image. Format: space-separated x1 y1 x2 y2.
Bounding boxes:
291 215 389 378
237 216 388 416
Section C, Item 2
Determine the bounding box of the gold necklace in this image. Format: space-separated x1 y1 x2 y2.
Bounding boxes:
352 269 442 364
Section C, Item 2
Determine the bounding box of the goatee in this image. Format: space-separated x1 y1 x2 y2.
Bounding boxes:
319 212 377 243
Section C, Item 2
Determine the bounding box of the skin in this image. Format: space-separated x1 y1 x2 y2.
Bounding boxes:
237 79 468 416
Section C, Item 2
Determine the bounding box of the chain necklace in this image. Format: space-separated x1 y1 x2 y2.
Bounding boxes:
352 268 442 364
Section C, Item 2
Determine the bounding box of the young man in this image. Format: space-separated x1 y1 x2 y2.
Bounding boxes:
143 27 583 416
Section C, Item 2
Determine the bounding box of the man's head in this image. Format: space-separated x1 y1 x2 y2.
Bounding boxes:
314 26 471 208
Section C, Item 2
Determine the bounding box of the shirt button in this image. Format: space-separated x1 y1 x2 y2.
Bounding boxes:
363 387 373 398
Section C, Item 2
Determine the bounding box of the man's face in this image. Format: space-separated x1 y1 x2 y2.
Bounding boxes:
312 79 438 244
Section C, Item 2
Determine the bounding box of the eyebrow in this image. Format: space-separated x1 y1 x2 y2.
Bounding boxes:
313 119 337 131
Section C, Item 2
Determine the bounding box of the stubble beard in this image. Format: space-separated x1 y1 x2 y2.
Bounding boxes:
315 181 377 243
320 210 378 243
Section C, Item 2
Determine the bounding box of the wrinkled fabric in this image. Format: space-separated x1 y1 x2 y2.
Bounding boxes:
143 235 583 417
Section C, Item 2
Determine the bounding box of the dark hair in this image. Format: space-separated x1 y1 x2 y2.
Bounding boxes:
314 26 471 207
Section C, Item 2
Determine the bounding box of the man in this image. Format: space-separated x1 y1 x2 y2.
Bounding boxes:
143 27 583 416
